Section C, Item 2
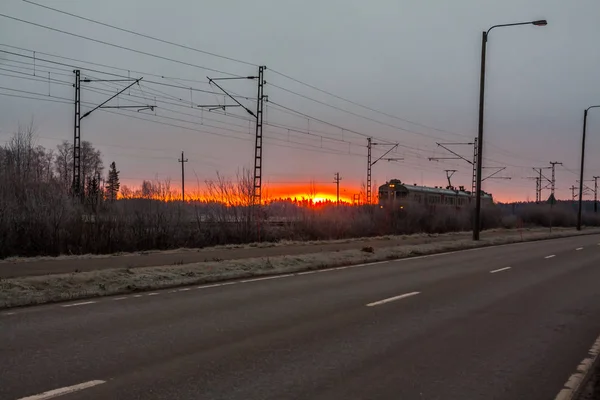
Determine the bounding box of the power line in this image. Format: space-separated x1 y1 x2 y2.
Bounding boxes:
269 68 471 138
0 48 247 98
21 0 258 68
268 82 454 142
0 13 242 77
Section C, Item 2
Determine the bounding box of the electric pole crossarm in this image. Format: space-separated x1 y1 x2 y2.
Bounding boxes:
371 144 398 166
482 167 509 181
436 143 473 164
206 77 256 117
81 78 142 119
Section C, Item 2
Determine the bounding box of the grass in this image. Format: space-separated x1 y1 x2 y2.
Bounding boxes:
1 228 599 309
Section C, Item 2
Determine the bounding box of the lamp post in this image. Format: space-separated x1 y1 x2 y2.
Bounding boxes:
473 19 547 240
577 105 600 230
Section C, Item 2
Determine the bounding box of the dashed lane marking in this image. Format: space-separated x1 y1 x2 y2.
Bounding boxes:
61 301 97 308
490 267 511 274
545 255 556 259
576 247 583 251
113 297 128 301
366 291 420 307
147 293 159 296
17 380 106 400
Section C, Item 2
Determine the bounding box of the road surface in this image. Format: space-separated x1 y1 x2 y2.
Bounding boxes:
2 234 600 400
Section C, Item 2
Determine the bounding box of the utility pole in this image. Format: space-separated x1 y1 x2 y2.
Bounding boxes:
73 70 81 198
532 167 552 203
524 176 541 203
178 151 188 202
200 67 266 206
366 139 399 204
253 66 266 206
594 176 599 213
570 185 577 201
549 161 562 200
367 138 372 205
334 172 342 205
72 70 150 199
472 138 478 195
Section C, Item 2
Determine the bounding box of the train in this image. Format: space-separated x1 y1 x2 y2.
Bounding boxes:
378 179 493 211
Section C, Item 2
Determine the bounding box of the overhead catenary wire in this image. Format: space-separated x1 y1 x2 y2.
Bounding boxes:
0 13 243 77
0 6 548 168
20 0 259 68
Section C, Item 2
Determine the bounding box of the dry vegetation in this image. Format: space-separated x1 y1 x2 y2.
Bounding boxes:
2 227 598 309
2 122 600 260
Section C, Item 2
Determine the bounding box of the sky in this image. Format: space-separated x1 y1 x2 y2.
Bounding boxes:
1 0 600 203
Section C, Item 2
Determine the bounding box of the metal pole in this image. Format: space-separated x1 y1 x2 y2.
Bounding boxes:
73 69 81 199
473 31 486 241
577 110 587 230
366 138 372 204
178 151 188 202
594 176 599 213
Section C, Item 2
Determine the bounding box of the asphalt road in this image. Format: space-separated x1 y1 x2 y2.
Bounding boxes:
2 235 600 400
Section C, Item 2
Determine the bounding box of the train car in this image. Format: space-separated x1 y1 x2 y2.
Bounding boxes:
378 179 492 211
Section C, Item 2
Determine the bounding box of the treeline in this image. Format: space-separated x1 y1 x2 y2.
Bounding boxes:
1 123 599 259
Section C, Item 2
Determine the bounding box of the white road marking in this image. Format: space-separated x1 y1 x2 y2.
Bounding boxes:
554 333 600 400
113 297 128 301
17 380 106 400
61 301 97 308
545 255 556 259
366 291 420 307
240 274 293 283
197 284 223 289
178 288 191 292
132 294 142 298
2 312 16 316
490 267 511 274
147 292 159 296
576 247 583 251
333 266 349 270
297 271 317 275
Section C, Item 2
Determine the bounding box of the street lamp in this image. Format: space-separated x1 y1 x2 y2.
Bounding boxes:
473 19 548 241
576 105 600 230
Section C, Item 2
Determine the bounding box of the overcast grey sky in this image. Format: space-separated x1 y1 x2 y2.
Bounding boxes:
1 0 599 201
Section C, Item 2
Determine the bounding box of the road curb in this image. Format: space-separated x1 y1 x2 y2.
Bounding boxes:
555 333 600 400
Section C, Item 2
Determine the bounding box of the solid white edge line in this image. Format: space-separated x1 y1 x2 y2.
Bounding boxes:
17 379 106 400
554 333 600 400
61 301 96 308
576 247 583 251
490 266 511 274
366 291 420 307
545 255 556 259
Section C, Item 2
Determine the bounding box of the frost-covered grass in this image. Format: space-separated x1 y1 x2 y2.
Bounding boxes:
0 227 579 264
1 228 598 309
